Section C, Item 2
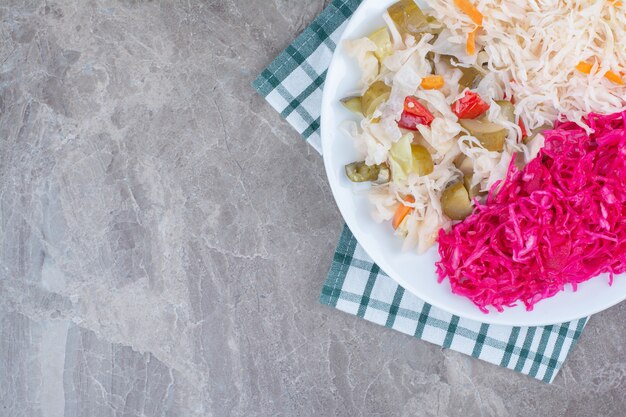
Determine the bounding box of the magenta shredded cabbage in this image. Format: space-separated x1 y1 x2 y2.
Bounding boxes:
436 111 626 313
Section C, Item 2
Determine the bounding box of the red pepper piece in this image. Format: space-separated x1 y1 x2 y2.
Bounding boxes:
452 91 490 119
399 96 434 129
398 112 430 130
509 80 517 104
519 118 527 139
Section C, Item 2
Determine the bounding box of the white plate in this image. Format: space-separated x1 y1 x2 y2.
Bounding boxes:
321 0 626 326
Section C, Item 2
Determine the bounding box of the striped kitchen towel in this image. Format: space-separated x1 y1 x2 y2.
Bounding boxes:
253 0 588 383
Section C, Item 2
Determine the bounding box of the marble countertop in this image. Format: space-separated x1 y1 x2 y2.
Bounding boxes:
1 1 625 416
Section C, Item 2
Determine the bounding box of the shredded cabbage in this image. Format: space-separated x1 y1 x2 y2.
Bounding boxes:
437 111 626 313
344 38 380 88
426 0 626 131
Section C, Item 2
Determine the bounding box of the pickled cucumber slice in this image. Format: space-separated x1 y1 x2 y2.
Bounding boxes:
389 135 434 183
361 81 391 118
453 154 474 177
345 161 381 182
368 28 393 62
411 144 434 176
341 96 363 115
374 165 391 184
463 174 481 200
387 0 440 36
460 119 507 152
438 55 483 89
441 182 473 221
495 100 515 123
458 66 483 89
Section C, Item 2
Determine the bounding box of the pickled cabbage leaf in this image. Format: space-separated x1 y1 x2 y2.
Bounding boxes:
344 38 380 88
389 133 414 183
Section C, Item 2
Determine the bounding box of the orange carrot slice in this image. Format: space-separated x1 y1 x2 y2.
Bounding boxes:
421 75 445 90
392 195 415 230
454 0 483 25
576 61 624 85
453 0 482 56
576 61 593 74
605 70 624 85
466 27 478 56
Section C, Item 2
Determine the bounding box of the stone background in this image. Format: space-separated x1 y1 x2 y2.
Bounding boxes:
1 1 625 416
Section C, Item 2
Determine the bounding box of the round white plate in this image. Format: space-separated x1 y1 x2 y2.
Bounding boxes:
321 0 626 326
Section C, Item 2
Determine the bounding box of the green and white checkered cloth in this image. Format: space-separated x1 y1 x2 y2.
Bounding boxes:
253 0 588 383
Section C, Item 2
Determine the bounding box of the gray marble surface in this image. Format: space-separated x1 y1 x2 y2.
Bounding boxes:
1 1 625 416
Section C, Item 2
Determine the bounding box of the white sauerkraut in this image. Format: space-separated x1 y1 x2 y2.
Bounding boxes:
426 0 626 131
343 0 626 253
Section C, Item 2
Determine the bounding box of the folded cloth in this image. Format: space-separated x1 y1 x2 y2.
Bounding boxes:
253 0 588 383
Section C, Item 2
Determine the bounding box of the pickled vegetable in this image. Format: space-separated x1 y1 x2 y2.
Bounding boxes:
463 174 481 199
389 134 434 183
495 100 515 123
341 96 363 115
389 134 413 182
387 0 440 36
398 112 429 131
421 75 445 90
441 182 473 220
454 154 474 176
519 118 527 139
392 195 415 229
361 81 391 117
345 161 381 182
438 55 484 89
399 96 435 129
458 66 483 89
368 28 393 61
523 124 550 144
452 91 490 119
411 144 434 176
460 118 507 152
374 164 391 184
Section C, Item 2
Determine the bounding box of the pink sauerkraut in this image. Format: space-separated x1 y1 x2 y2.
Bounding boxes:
436 111 626 313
